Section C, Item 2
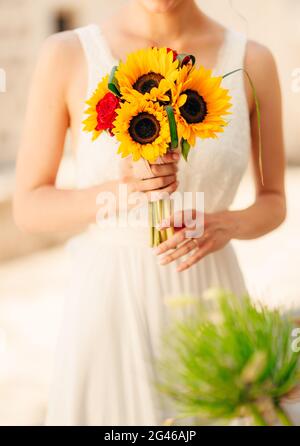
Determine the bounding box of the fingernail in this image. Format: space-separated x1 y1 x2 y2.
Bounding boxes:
160 257 168 265
153 247 161 255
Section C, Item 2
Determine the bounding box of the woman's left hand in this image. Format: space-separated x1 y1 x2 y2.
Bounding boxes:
155 210 237 272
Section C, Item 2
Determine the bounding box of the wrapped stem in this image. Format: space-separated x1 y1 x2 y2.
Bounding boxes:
148 202 155 248
149 199 174 247
274 405 294 426
162 199 174 240
153 201 161 247
158 200 168 242
247 403 268 426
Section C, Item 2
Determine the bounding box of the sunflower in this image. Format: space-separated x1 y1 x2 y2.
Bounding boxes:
115 47 179 104
173 65 232 146
112 99 171 162
83 74 120 140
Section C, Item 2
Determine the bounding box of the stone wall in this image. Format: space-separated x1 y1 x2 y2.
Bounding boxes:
0 0 122 166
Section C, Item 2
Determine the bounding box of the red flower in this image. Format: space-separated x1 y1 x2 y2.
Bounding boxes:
96 92 120 133
182 55 191 65
167 47 178 62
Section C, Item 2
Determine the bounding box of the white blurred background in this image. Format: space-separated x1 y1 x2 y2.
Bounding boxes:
0 0 299 425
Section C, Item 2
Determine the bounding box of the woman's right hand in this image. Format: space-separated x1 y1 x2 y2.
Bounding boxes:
120 152 180 200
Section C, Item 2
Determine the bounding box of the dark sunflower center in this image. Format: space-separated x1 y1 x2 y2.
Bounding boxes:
129 112 160 145
179 89 207 124
133 72 164 94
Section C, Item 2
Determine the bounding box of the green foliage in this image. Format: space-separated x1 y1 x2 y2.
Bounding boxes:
166 105 179 149
181 138 191 161
158 290 300 425
108 66 121 97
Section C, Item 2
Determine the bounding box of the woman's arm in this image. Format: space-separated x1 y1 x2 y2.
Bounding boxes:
14 32 178 233
156 42 286 272
227 40 286 239
14 32 96 233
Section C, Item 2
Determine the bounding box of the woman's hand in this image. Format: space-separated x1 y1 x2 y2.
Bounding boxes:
120 152 179 200
281 384 300 404
255 385 300 425
155 210 237 272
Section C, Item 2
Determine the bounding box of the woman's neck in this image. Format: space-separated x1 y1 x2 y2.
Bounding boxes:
122 0 205 46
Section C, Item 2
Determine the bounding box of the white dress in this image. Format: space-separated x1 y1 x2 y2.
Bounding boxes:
46 24 251 426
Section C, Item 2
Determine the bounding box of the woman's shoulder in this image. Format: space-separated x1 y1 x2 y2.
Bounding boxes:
38 29 83 63
244 39 278 89
245 39 276 67
28 29 87 108
33 30 86 90
243 39 280 112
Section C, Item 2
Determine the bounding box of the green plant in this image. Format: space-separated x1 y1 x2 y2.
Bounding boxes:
158 290 300 426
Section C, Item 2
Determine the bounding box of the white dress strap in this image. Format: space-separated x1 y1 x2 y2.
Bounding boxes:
215 30 249 130
215 30 248 77
74 24 115 95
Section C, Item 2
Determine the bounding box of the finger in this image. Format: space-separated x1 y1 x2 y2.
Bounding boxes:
150 163 178 177
152 152 180 165
177 242 213 272
160 239 199 265
147 181 178 201
155 228 186 254
140 175 176 192
281 385 300 403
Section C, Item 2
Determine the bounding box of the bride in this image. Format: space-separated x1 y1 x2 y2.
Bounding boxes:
14 0 289 426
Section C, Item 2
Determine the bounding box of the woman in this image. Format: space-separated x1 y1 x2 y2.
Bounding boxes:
14 0 288 425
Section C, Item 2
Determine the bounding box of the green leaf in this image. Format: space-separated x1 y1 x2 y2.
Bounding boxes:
166 105 179 149
181 138 191 161
223 68 264 185
108 65 121 97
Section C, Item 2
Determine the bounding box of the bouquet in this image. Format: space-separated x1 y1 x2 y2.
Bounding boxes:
83 47 262 246
158 290 300 426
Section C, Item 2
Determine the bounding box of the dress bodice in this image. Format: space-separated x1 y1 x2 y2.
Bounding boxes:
74 24 250 213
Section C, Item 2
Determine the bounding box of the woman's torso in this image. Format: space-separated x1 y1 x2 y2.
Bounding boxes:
65 22 251 220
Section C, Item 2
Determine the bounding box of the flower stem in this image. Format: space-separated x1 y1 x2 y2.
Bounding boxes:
148 202 154 247
247 403 268 426
274 405 294 426
158 200 167 242
162 199 174 239
149 199 174 247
